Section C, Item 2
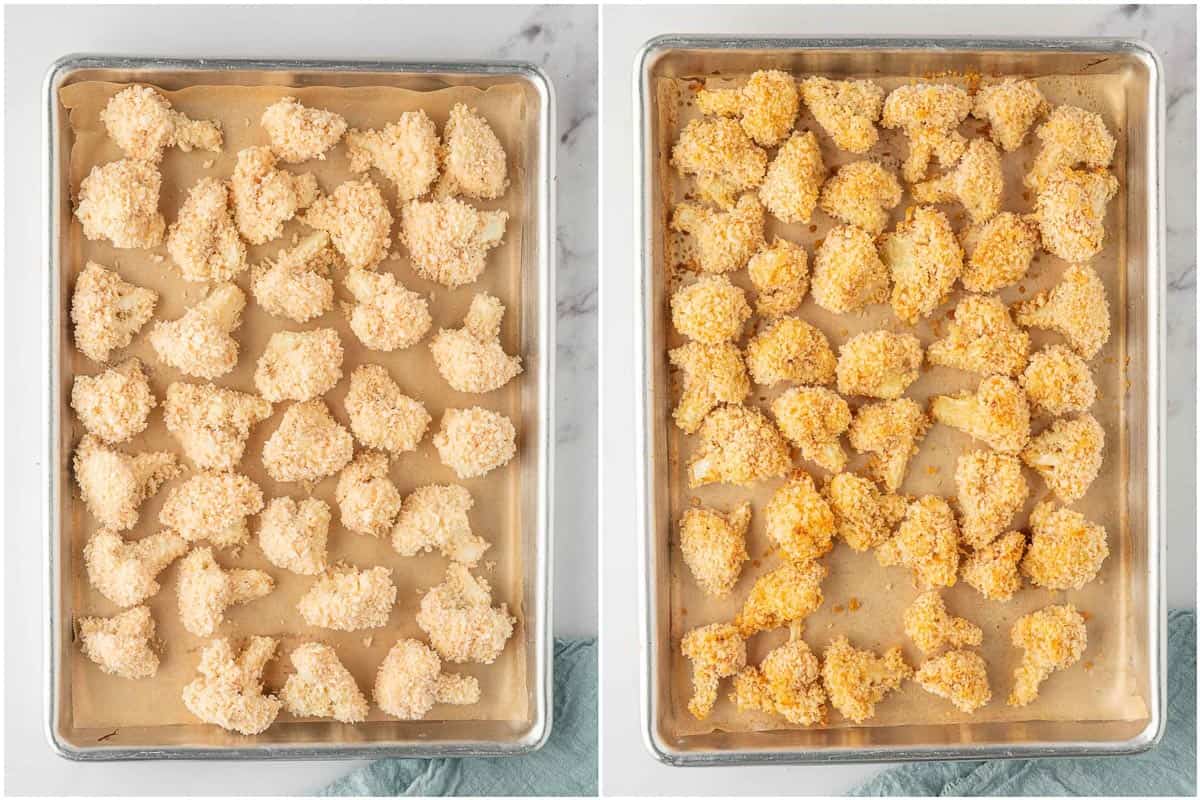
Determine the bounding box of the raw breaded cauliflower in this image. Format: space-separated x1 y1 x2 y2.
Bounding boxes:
437 103 509 200
74 435 180 531
260 97 346 163
163 382 272 470
903 590 982 654
344 364 431 455
747 237 809 317
836 330 923 400
71 261 157 363
811 225 890 313
928 294 1030 377
416 563 515 664
430 293 522 392
1021 501 1108 591
668 341 750 434
955 449 1028 548
971 78 1049 152
432 407 517 479
281 642 369 723
399 197 508 287
1021 345 1097 416
182 636 281 735
343 268 432 352
159 471 264 549
166 177 246 283
101 85 222 162
745 317 836 388
392 484 490 566
75 159 166 249
149 282 245 379
736 561 826 637
681 623 746 720
303 179 394 270
679 502 750 599
817 160 903 235
687 405 791 488
230 145 319 245
374 638 481 720
765 473 836 564
299 565 397 631
71 359 155 444
732 630 827 726
261 400 354 483
882 205 964 324
800 76 885 154
758 131 826 224
962 530 1024 602
848 398 929 491
671 194 766 273
931 375 1031 453
911 137 1004 224
821 636 911 723
771 386 850 473
346 110 440 202
697 70 799 148
1021 414 1104 503
257 496 331 576
1034 168 1119 263
84 528 187 607
335 451 402 538
670 275 751 344
1013 264 1111 359
959 211 1040 293
876 495 960 588
1008 604 1087 707
881 83 972 183
250 230 337 323
914 649 992 713
254 328 344 403
826 472 907 552
671 116 768 209
78 605 159 679
177 546 274 637
1025 106 1116 191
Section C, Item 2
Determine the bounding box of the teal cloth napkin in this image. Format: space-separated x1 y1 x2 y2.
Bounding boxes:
851 609 1196 797
321 638 597 797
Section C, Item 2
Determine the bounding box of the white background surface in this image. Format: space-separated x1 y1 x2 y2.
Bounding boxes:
3 3 597 795
599 4 1196 795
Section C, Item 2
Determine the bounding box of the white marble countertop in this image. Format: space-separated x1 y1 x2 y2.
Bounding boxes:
3 4 596 795
599 4 1196 795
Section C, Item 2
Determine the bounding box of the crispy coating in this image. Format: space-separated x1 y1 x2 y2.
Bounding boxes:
84 528 187 607
1008 604 1087 707
101 85 221 162
254 328 343 403
748 237 809 317
825 472 907 552
960 211 1040 293
1021 501 1108 591
257 496 331 576
1021 414 1104 503
972 78 1049 152
75 158 166 249
250 231 337 323
929 294 1030 377
281 642 368 723
74 435 180 531
880 83 972 183
160 471 265 549
71 261 158 363
230 146 319 245
771 386 850 472
679 502 750 599
915 649 992 713
818 160 903 235
732 632 828 726
811 225 890 313
346 110 440 202
344 364 431 455
182 636 281 735
430 293 522 392
682 623 746 720
668 341 750 434
800 76 884 154
374 638 481 720
931 375 1031 453
697 70 799 148
670 275 752 345
955 449 1028 548
344 268 432 351
766 473 835 564
335 451 402 537
1013 264 1111 360
1035 167 1119 263
437 103 509 200
302 179 393 270
745 317 836 388
962 530 1025 602
671 117 768 209
687 405 791 488
164 382 272 470
399 197 508 288
262 399 354 483
177 546 274 637
432 407 517 479
79 605 159 680
393 484 490 566
736 561 827 637
167 177 247 282
821 636 911 723
911 138 1003 224
759 131 826 224
847 398 929 491
903 590 983 654
671 194 766 274
298 565 397 631
877 495 960 588
261 97 346 163
416 563 515 664
836 330 923 400
882 205 964 324
71 359 155 444
149 282 245 379
1021 345 1097 416
1026 106 1116 191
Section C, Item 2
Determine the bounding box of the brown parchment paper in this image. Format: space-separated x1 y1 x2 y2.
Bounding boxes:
59 79 532 729
656 72 1148 736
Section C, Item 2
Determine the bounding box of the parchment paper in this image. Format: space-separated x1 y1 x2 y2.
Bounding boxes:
59 79 532 729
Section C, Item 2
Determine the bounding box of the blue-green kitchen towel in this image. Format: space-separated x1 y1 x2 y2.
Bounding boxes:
321 638 597 797
851 609 1196 797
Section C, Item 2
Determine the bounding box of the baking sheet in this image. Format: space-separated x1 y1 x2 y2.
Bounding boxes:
59 79 530 730
656 71 1147 736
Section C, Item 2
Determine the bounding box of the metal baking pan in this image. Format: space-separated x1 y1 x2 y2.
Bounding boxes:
635 36 1164 766
44 55 555 760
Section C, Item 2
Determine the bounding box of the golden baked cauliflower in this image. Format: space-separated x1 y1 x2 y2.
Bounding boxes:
1008 604 1087 707
758 131 826 224
678 502 751 599
747 237 809 317
682 623 746 720
668 341 750 434
836 330 923 400
817 160 903 235
959 211 1040 293
903 590 983 654
1025 105 1116 191
927 294 1030 378
880 83 972 183
881 205 964 324
732 631 827 726
687 404 791 488
914 650 992 713
1013 264 1111 360
800 76 885 154
931 375 1031 453
811 225 890 314
962 530 1025 602
736 561 826 637
670 275 751 345
771 386 851 473
696 70 799 147
1021 345 1097 416
1034 168 1119 263
825 472 907 552
671 194 766 274
954 449 1029 548
847 398 929 491
876 495 960 588
1021 501 1108 591
911 137 1004 224
671 117 767 209
1021 413 1104 503
765 473 836 564
971 77 1049 152
821 635 911 723
745 317 836 388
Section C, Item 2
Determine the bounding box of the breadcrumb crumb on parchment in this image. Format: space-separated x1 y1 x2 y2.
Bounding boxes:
679 502 750 599
71 261 158 364
416 563 515 664
298 565 397 631
182 636 281 735
344 364 431 455
75 158 166 249
260 97 347 163
347 110 440 202
374 638 481 720
78 605 159 680
281 642 368 723
432 407 517 479
71 359 155 445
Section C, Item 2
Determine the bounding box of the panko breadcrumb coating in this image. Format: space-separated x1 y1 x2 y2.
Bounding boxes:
74 435 180 531
800 76 885 154
972 78 1049 152
1036 168 1119 265
679 502 750 599
825 472 908 552
766 473 836 564
959 212 1040 293
928 294 1030 377
261 399 354 483
962 530 1025 602
669 341 750 434
166 177 247 283
882 205 964 324
71 359 155 444
955 449 1028 548
344 268 432 352
182 636 281 735
736 561 827 637
438 103 509 200
79 605 159 680
836 330 923 400
417 563 515 664
433 407 517 479
1021 414 1104 503
876 495 960 588
1021 345 1097 416
1022 501 1108 591
230 146 319 245
1026 106 1116 191
250 230 337 323
915 649 992 713
931 375 1031 453
399 197 508 288
160 471 264 549
344 364 431 455
697 70 799 148
671 194 766 274
682 623 746 720
163 382 272 470
911 137 1004 224
430 293 522 392
1008 604 1087 707
281 642 368 723
847 398 929 491
101 85 222 162
732 631 828 726
759 131 826 224
254 328 343 403
260 97 347 163
687 405 791 488
149 282 245 379
374 639 481 720
903 590 983 654
71 261 158 363
299 565 397 631
257 496 331 576
745 317 836 388
84 528 187 607
670 275 752 345
748 237 809 317
818 160 903 235
811 225 890 313
75 159 166 249
302 179 393 270
1013 264 1111 360
176 546 274 637
335 451 402 538
821 636 911 723
393 484 490 566
346 110 441 202
671 117 768 209
881 83 972 183
771 386 850 472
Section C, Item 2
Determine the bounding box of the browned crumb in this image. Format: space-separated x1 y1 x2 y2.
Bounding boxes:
800 76 884 154
928 294 1030 377
344 364 431 455
101 85 222 162
261 399 354 483
261 97 347 163
745 317 836 387
74 435 180 531
437 103 509 200
250 231 337 323
877 495 960 588
254 328 343 402
697 70 799 147
182 636 281 735
257 496 330 575
1021 501 1108 591
393 484 490 566
70 261 158 363
748 237 809 317
432 407 517 479
75 159 166 249
972 78 1049 152
915 649 992 713
687 404 791 488
962 530 1025 602
374 638 481 720
71 359 155 444
880 83 972 182
164 381 271 470
679 502 750 599
836 330 923 399
1025 106 1115 191
931 375 1031 453
821 635 911 723
1034 168 1119 263
230 146 318 245
811 225 890 313
399 197 508 287
765 473 835 563
79 605 159 679
1021 413 1104 502
1021 345 1097 417
817 160 902 234
302 179 394 270
671 194 766 273
682 623 746 720
335 451 402 538
416 563 515 664
668 341 750 434
1013 264 1111 360
84 528 187 607
848 398 929 492
166 177 247 282
903 590 983 653
298 565 397 631
148 282 245 379
346 110 440 202
671 116 768 209
771 386 850 472
911 138 1003 224
959 212 1040 293
1008 604 1087 706
281 642 368 723
176 546 274 636
881 205 964 324
736 560 827 637
759 131 826 224
955 449 1028 548
825 472 907 551
670 275 752 345
159 471 264 549
430 293 522 392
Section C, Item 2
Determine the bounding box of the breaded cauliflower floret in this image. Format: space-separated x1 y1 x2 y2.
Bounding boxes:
915 650 992 713
261 400 354 483
79 605 159 680
1013 264 1111 360
75 159 166 249
416 563 515 664
399 198 508 288
679 502 750 599
182 636 281 735
826 472 907 552
71 359 155 444
433 407 518 480
821 636 911 723
163 382 272 470
818 160 903 235
911 137 1004 224
745 317 836 388
84 528 187 607
344 364 431 455
962 530 1024 602
836 331 923 400
971 78 1049 152
1025 106 1116 191
671 194 765 274
955 449 1028 548
346 110 440 202
881 83 972 183
1008 604 1087 707
736 561 826 637
230 146 319 245
960 211 1040 293
931 375 1031 453
374 639 481 720
758 131 826 224
437 103 509 200
1021 345 1097 416
166 177 246 283
771 386 850 472
1021 414 1104 503
302 179 394 270
681 623 746 720
177 546 274 637
281 642 368 723
811 225 890 313
928 294 1030 377
257 496 331 576
848 398 929 491
766 473 836 564
903 590 982 654
159 471 264 549
876 495 960 587
249 230 337 323
697 70 799 148
260 97 347 163
101 85 222 162
670 275 751 345
687 405 791 488
254 328 344 403
298 565 397 631
74 435 180 531
732 630 827 726
71 262 157 363
343 268 432 352
882 205 964 324
671 117 768 209
747 237 809 317
668 341 749 434
1021 501 1109 590
800 76 884 154
430 293 522 392
335 451 402 538
393 484 489 566
149 282 245 379
1035 168 1119 263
